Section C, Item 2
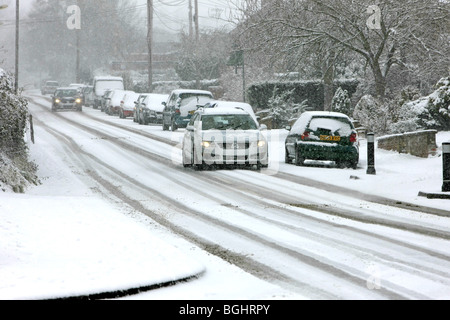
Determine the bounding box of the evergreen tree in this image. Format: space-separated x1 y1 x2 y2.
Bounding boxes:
331 87 352 116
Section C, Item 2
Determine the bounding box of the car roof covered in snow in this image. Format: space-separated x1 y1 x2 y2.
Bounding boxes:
203 100 257 123
291 111 352 134
171 89 213 96
94 76 123 81
199 106 252 116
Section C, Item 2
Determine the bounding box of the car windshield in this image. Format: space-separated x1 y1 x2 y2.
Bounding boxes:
179 94 212 107
308 117 353 137
201 114 258 130
55 89 78 97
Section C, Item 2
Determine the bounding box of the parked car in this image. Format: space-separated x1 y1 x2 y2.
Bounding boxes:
133 93 151 123
138 93 169 125
162 89 214 131
81 85 94 107
119 91 140 119
106 89 127 116
284 111 359 169
51 87 83 112
41 80 59 95
181 106 268 170
92 76 124 109
101 89 113 112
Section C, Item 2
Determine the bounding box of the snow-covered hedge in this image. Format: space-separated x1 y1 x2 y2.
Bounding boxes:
0 69 29 153
391 77 450 133
0 69 38 193
247 79 359 110
353 77 450 135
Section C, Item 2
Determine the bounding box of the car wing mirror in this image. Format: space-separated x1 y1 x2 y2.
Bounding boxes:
285 125 291 131
186 125 195 132
259 124 267 130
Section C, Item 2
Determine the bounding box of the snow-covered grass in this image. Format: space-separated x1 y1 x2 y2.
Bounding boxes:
1 95 449 300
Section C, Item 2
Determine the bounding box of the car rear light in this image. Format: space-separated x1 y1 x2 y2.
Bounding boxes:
175 108 181 114
350 132 357 143
301 131 309 140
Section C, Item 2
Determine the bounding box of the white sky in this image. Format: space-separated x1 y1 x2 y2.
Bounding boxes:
0 0 237 31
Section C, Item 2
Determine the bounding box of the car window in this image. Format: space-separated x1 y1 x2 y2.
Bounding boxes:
308 117 354 137
189 113 199 126
201 114 258 130
168 94 178 107
55 89 78 97
179 94 212 107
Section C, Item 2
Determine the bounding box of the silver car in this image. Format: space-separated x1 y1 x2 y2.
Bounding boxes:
182 106 268 170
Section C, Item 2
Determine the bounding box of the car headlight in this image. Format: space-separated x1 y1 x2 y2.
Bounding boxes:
75 98 82 104
202 141 211 148
55 99 61 104
257 140 266 147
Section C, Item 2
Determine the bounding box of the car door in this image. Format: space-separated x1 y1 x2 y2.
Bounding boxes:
163 93 177 125
182 113 199 165
285 125 302 158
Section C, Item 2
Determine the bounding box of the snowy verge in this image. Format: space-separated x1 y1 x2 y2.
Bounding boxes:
0 139 205 300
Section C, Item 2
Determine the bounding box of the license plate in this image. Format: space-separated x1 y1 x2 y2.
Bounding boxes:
320 135 340 141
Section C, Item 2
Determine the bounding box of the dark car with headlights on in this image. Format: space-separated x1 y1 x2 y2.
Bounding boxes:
285 111 359 169
51 87 83 112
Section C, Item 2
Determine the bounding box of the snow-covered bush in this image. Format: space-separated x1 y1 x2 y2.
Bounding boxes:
390 77 450 133
331 87 352 116
0 69 29 154
0 69 38 192
265 87 308 128
353 95 391 134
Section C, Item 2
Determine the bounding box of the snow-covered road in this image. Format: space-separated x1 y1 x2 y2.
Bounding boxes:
5 91 450 300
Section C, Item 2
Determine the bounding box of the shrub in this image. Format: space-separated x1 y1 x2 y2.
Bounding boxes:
264 87 309 128
247 79 359 111
353 95 391 135
0 69 38 192
390 76 450 133
0 69 29 155
331 87 352 116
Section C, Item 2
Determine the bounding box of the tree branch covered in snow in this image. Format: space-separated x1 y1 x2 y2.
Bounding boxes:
233 0 449 98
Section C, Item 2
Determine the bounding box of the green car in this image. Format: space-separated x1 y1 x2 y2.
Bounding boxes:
285 111 359 169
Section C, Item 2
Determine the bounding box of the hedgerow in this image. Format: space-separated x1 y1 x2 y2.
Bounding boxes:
0 69 38 192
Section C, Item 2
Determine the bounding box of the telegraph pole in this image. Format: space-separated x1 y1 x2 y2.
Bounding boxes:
188 0 193 40
147 0 153 92
15 0 19 94
76 0 80 83
194 0 200 88
194 0 199 43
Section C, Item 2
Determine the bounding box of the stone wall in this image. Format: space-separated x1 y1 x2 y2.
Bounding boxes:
377 130 438 158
